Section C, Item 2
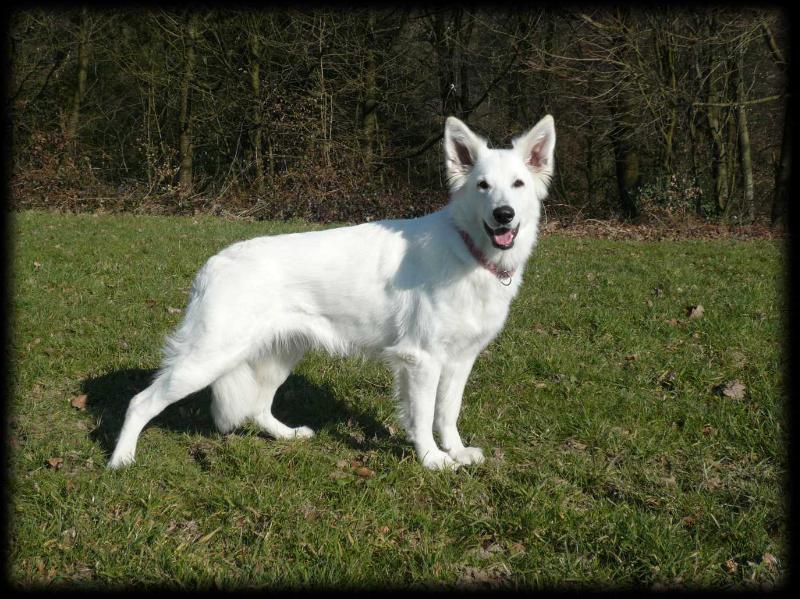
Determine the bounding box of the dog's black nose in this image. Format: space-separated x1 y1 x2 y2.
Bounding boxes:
493 206 515 225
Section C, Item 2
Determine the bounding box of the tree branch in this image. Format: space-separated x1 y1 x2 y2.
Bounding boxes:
694 93 785 108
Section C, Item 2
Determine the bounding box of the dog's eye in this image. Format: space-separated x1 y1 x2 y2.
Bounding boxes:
513 179 524 188
478 180 490 190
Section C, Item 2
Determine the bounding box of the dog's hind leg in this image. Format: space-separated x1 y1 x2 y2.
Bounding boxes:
251 348 313 439
108 355 229 469
210 362 260 434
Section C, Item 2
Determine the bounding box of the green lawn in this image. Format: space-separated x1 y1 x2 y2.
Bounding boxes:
8 210 787 589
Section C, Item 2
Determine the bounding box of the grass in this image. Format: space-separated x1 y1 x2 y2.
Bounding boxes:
8 210 787 589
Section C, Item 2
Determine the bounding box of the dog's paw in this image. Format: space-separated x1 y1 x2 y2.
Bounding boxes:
291 426 315 439
448 446 485 466
107 453 134 470
421 449 460 471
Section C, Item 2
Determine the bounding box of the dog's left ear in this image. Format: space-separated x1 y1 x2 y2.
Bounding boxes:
513 115 556 180
444 116 487 191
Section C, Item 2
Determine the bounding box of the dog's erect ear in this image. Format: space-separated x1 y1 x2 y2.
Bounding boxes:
444 116 486 191
513 115 556 181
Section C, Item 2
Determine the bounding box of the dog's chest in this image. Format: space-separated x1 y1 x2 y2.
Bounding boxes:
422 274 516 352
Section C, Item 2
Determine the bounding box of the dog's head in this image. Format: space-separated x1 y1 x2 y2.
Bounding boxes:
444 116 555 258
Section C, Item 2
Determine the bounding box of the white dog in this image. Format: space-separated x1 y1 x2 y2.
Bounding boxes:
109 115 555 470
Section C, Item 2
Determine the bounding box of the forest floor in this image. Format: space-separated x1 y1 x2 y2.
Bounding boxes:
8 210 787 589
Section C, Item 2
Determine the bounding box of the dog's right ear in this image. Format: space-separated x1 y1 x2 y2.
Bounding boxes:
444 116 486 191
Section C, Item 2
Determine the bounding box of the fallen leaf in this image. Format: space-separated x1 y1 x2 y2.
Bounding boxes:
686 304 705 319
681 515 696 527
70 394 88 410
167 306 182 314
762 552 778 571
716 379 746 400
33 261 42 269
475 542 503 558
456 564 512 589
662 475 677 488
702 424 715 436
46 457 64 470
354 466 375 478
624 354 638 361
730 351 747 368
62 528 77 546
569 293 578 301
725 559 738 574
562 438 587 451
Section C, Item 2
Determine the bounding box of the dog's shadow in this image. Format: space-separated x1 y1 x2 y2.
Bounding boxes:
82 368 407 460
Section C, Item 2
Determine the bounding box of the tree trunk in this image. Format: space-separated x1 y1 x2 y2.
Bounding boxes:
725 100 739 217
316 15 331 167
663 42 678 173
771 95 791 225
178 12 198 197
506 16 530 127
606 9 641 220
66 7 90 148
249 29 264 195
457 11 474 116
432 11 459 118
735 49 755 222
360 11 378 167
688 108 702 215
612 138 641 219
585 131 595 207
706 60 730 215
610 91 640 219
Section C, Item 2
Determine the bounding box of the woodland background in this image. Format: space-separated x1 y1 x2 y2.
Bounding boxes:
7 7 791 225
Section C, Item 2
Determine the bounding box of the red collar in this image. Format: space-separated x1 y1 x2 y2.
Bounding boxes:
456 228 515 286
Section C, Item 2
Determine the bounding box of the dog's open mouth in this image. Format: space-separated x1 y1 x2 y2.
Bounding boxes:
484 222 520 250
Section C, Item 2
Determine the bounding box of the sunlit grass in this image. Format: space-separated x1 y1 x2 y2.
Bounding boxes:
9 210 786 589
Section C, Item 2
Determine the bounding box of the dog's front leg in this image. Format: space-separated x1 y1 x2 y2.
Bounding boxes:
434 358 485 466
398 357 458 470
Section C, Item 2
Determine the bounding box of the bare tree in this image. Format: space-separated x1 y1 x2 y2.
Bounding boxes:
178 12 199 196
65 6 91 147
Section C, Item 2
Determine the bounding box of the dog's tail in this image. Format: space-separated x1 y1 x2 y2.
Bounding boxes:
210 362 260 433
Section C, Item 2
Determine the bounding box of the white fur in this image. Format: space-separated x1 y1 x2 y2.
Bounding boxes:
108 115 556 471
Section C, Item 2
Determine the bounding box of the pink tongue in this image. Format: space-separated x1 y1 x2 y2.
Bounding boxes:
494 230 515 246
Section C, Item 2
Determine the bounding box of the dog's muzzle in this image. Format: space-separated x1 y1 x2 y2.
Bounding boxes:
484 222 520 250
